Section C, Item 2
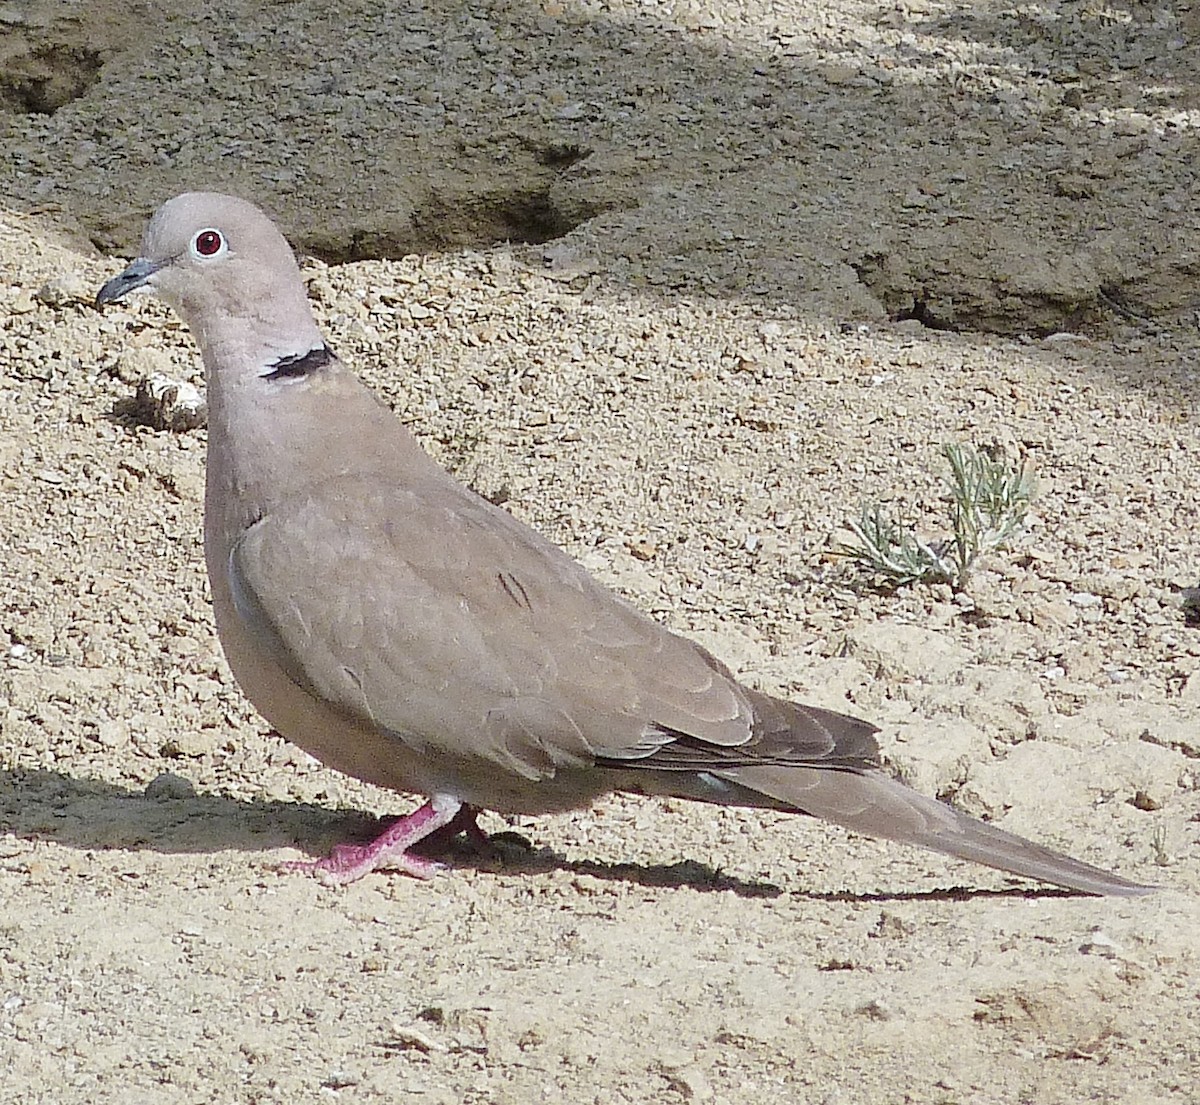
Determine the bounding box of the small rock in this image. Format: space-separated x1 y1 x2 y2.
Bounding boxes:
134 373 208 432
1129 789 1163 812
110 347 161 384
626 538 658 561
144 772 197 800
385 1025 444 1053
841 622 970 683
857 998 893 1021
95 719 129 748
871 911 914 939
823 63 859 85
34 274 91 308
1079 930 1121 958
661 1063 711 1101
159 729 220 758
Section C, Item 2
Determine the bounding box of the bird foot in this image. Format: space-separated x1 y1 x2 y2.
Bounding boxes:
283 795 463 886
412 804 489 855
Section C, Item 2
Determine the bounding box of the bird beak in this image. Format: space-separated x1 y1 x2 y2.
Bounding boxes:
95 257 163 307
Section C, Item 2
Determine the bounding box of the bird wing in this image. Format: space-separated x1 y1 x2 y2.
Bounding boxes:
227 470 786 781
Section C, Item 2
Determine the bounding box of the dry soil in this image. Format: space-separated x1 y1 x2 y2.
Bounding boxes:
1 1 1199 1102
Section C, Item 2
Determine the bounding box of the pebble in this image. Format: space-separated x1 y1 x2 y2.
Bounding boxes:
144 772 198 800
133 373 208 432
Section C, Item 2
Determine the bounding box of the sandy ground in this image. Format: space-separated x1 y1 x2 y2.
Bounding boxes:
2 0 1200 1101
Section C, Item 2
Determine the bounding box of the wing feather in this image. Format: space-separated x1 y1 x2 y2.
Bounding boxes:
227 473 757 779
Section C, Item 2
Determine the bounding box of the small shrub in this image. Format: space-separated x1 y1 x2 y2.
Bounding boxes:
832 443 1035 591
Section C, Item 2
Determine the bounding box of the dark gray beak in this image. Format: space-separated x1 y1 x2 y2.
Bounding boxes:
95 257 163 308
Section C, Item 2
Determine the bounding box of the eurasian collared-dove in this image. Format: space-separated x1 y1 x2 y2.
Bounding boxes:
96 193 1153 895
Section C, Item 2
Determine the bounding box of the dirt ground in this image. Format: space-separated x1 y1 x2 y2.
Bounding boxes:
2 0 1199 1101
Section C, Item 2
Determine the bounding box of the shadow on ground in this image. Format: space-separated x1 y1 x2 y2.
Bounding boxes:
2 768 1093 901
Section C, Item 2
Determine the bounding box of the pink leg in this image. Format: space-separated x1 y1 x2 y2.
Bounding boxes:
283 794 462 886
415 806 535 861
414 803 488 853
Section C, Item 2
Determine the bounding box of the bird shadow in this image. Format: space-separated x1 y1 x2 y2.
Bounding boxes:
0 768 782 896
437 837 1076 902
416 829 788 899
797 885 1075 903
0 768 1077 902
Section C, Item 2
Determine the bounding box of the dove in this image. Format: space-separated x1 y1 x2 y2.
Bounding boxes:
95 192 1154 895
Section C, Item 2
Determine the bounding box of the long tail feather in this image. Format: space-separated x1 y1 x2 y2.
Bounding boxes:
716 764 1155 896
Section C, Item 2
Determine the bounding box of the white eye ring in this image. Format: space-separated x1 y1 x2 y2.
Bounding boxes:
190 227 227 259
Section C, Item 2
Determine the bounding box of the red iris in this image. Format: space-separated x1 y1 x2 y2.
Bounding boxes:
194 229 223 256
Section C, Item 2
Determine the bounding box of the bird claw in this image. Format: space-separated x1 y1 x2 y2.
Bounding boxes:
281 796 464 885
281 847 445 886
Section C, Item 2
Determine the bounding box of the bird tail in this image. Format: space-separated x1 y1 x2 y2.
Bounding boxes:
714 764 1155 897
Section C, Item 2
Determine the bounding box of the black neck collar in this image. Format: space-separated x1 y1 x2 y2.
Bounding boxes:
262 344 335 380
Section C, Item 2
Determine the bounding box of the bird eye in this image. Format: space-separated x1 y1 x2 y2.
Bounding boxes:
191 228 225 258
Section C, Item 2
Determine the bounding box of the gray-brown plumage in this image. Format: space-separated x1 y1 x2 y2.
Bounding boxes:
96 193 1153 895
